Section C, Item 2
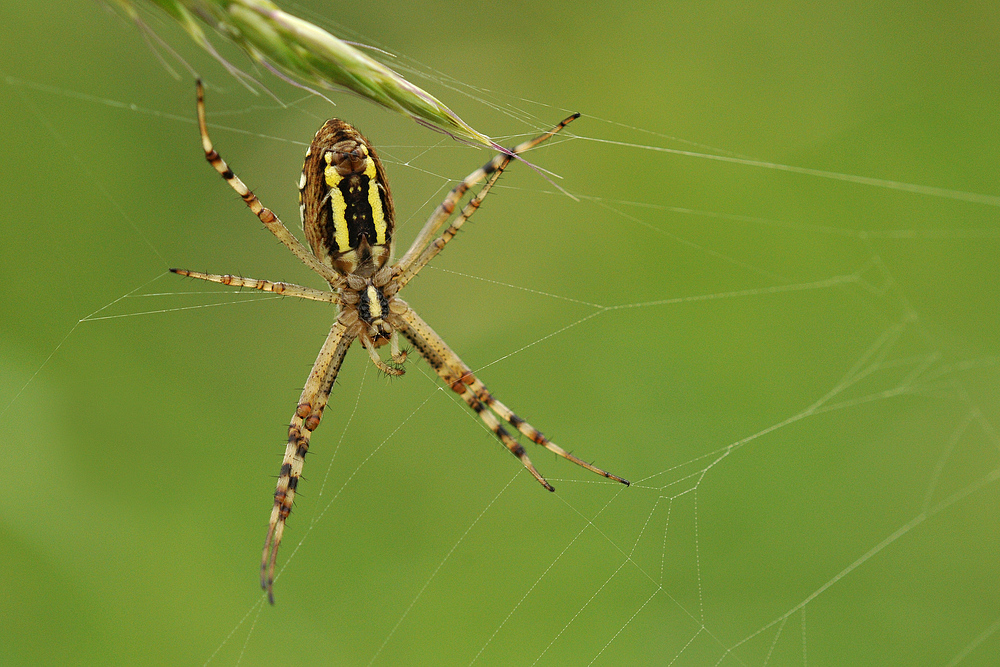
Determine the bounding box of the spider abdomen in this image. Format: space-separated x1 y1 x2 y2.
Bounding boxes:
300 119 396 279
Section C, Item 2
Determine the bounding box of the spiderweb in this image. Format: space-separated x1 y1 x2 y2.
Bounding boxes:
2 2 999 665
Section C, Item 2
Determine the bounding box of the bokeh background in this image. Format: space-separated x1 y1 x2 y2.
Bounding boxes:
2 1 999 665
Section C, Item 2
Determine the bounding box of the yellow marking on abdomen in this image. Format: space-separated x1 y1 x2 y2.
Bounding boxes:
365 160 387 244
324 158 351 252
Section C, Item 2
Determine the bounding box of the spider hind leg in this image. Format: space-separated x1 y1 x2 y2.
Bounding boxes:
399 308 629 489
260 323 354 604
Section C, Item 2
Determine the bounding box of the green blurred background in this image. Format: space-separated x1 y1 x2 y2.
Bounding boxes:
2 1 999 665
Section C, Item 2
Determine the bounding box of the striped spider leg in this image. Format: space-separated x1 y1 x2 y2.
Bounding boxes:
171 80 628 604
398 307 629 491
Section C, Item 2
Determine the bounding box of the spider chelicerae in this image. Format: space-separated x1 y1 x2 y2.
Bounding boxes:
172 81 629 603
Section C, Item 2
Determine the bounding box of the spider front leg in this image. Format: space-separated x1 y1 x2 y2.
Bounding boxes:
195 80 343 289
395 113 581 288
397 306 629 490
261 321 354 603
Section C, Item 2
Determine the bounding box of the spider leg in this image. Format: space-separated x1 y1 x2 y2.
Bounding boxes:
397 305 628 490
261 321 354 603
359 332 405 376
396 161 508 288
395 113 580 286
467 381 629 486
456 382 554 491
388 330 407 365
170 268 337 303
195 80 344 288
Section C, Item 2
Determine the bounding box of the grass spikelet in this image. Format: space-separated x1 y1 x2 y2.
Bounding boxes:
111 0 495 148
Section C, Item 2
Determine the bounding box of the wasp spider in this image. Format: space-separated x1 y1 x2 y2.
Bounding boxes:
172 81 629 603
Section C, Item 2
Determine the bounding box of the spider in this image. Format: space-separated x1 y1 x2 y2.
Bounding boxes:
172 80 629 603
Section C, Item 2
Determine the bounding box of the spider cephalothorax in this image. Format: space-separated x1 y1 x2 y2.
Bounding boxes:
337 269 408 374
171 80 628 604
